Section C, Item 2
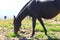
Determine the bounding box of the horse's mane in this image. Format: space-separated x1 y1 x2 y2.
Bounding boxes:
17 0 32 16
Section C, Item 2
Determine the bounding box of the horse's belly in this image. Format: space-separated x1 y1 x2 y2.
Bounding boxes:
41 9 59 19
42 14 58 19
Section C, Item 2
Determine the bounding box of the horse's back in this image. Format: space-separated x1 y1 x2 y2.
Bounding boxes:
29 0 59 19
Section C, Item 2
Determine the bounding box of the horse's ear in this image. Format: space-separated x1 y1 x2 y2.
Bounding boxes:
14 15 16 19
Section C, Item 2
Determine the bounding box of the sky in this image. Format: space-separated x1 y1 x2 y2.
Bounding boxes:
0 0 54 19
0 0 29 19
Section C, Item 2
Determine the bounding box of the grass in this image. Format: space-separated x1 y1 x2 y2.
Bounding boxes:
36 33 45 38
0 14 60 39
6 32 17 37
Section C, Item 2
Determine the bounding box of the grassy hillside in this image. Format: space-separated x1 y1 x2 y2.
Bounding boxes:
0 14 60 40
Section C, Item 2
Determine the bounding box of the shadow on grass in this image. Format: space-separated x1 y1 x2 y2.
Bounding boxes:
16 34 60 40
46 34 59 40
19 37 28 40
15 34 28 40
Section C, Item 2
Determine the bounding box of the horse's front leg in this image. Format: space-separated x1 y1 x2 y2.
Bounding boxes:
37 18 47 35
30 17 36 37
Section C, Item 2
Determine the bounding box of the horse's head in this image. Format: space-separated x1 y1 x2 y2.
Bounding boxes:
13 16 21 34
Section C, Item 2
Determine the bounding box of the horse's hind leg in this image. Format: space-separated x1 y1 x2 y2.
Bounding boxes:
31 17 36 37
37 18 47 35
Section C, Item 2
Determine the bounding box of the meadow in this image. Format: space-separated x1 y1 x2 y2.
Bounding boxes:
0 14 60 40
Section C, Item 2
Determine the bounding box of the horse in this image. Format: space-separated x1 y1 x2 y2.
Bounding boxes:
13 0 60 37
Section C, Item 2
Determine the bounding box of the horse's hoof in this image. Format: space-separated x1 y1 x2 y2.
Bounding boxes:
30 35 34 38
14 31 17 34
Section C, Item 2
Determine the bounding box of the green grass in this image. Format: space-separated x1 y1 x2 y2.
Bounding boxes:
36 33 45 38
6 32 17 37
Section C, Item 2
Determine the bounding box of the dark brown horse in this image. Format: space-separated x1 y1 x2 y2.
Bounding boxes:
14 0 60 37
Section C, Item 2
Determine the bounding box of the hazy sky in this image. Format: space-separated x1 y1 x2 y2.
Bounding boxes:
0 0 29 10
0 0 29 19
